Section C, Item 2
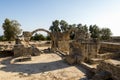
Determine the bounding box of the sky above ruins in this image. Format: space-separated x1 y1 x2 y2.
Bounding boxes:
0 0 120 36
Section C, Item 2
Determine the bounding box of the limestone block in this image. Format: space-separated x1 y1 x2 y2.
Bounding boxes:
58 41 69 53
95 59 120 80
65 55 76 65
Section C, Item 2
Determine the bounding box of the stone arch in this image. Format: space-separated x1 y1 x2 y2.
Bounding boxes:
31 28 54 43
31 28 56 51
22 29 54 42
31 28 51 36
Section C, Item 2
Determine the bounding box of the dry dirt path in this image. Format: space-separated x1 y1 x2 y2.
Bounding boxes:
0 53 88 80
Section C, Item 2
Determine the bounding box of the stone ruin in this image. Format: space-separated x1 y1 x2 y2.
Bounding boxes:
0 41 14 57
65 28 100 64
13 31 40 57
13 28 71 57
9 28 71 63
0 28 120 80
1 28 67 59
64 28 120 80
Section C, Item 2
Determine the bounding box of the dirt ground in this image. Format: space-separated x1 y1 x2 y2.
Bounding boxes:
0 53 88 80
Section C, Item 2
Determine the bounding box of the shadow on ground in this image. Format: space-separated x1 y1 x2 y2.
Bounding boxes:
0 57 87 75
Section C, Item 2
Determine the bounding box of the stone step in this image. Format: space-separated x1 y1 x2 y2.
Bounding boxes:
90 58 104 64
80 62 97 73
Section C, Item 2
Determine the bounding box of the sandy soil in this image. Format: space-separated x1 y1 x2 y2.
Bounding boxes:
0 53 88 80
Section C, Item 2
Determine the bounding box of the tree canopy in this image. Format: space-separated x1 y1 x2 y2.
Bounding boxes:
77 24 88 33
49 20 112 40
89 25 100 39
100 28 112 40
49 20 69 32
1 19 112 41
49 20 61 32
2 18 22 41
31 33 51 41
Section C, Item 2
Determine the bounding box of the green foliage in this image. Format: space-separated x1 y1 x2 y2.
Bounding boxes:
46 35 51 40
2 18 22 41
89 25 112 40
69 24 89 40
60 20 69 32
89 25 100 39
31 33 46 41
49 20 61 32
0 35 6 41
77 24 88 33
49 20 113 40
68 24 76 40
49 20 69 32
1 18 112 41
100 28 112 40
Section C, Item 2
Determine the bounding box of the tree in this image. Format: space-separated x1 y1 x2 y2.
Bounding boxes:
49 20 70 32
46 35 51 40
100 28 112 40
2 18 22 40
68 24 76 40
89 25 100 39
49 20 61 32
0 35 5 41
60 20 68 32
31 33 46 41
77 24 88 33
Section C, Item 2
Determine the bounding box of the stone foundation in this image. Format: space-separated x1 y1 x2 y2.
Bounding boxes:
65 40 100 64
58 40 69 53
93 59 120 80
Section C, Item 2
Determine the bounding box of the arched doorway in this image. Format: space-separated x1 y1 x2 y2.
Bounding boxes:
31 28 53 51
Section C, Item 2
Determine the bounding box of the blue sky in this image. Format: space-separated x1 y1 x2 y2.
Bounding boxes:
0 0 120 36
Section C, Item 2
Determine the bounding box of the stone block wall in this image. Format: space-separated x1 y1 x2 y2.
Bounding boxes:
95 59 120 80
87 42 100 59
68 40 100 63
98 42 120 59
99 42 120 53
14 44 32 57
14 44 41 57
58 40 69 53
97 52 120 60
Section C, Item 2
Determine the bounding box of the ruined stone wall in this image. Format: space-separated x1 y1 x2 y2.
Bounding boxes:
58 40 69 53
87 42 100 59
0 42 15 57
14 35 40 57
68 40 100 63
14 44 32 57
23 31 32 42
99 42 120 53
95 59 120 80
110 36 120 42
98 42 120 59
69 41 87 62
52 31 70 52
65 28 101 64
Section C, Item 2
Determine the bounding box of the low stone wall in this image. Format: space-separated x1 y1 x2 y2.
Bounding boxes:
14 44 41 57
95 59 120 80
0 41 15 51
99 42 120 53
14 44 32 57
0 42 14 57
97 52 120 59
98 42 120 60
